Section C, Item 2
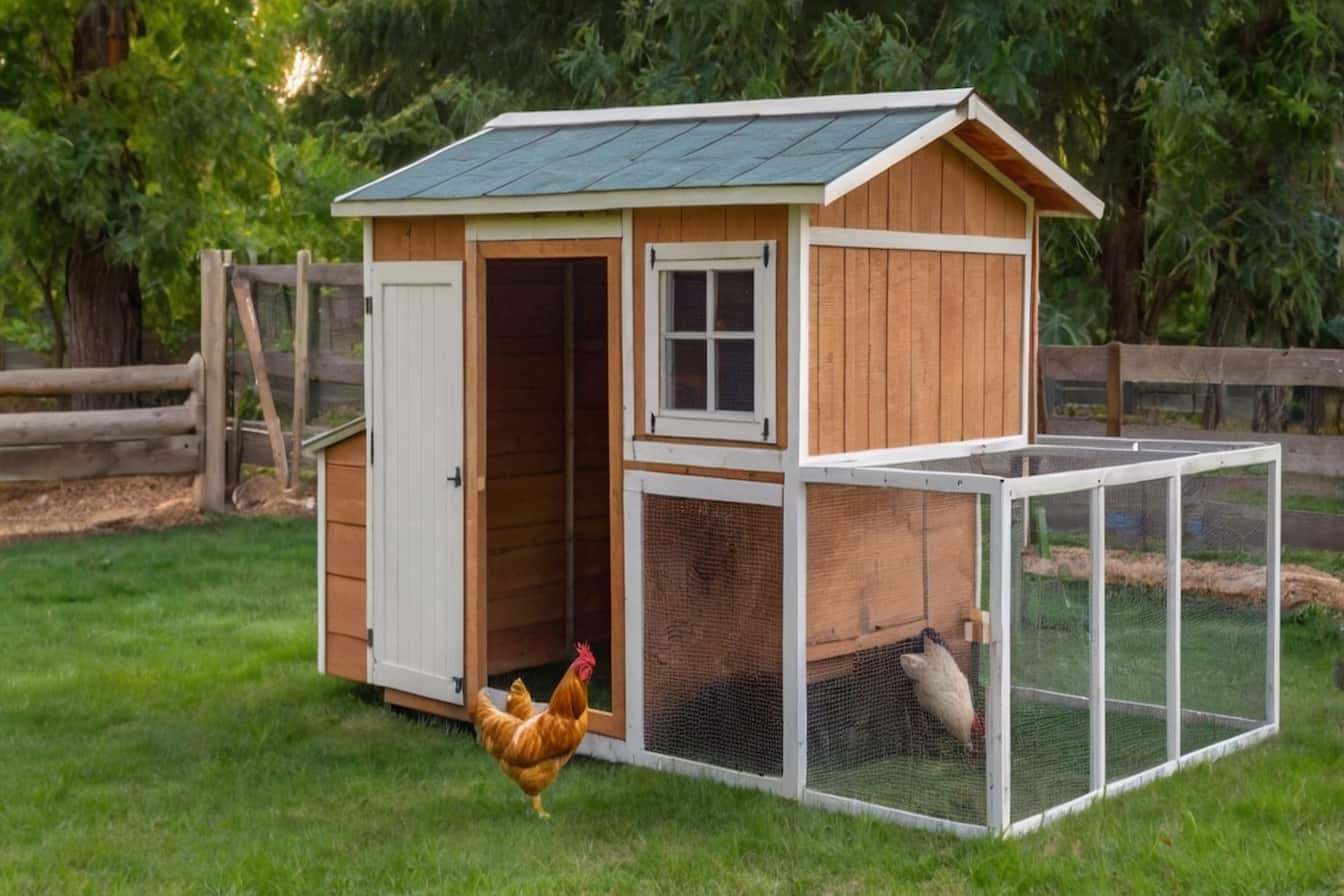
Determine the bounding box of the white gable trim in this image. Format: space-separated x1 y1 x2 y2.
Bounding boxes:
966 95 1105 219
486 89 974 128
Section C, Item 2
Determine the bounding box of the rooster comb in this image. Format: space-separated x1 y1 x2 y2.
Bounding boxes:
575 642 596 667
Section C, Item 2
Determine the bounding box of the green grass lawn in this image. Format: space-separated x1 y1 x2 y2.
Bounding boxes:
2 518 1343 894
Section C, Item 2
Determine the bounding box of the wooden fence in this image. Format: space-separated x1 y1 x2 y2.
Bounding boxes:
0 355 212 506
1041 343 1344 478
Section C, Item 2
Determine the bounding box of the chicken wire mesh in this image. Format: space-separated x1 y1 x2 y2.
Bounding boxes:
1180 465 1269 753
642 494 783 777
804 484 986 824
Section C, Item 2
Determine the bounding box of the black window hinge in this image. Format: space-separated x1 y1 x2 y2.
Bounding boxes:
650 413 656 434
649 246 656 268
763 243 770 266
452 676 464 694
367 627 373 649
365 295 372 314
369 430 374 465
762 417 771 442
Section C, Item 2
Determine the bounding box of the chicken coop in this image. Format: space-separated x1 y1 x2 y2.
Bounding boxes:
307 88 1281 836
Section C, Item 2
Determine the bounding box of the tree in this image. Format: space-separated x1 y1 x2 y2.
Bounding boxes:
0 0 301 404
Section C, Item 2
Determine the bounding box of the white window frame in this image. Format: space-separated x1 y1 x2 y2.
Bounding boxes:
643 240 776 442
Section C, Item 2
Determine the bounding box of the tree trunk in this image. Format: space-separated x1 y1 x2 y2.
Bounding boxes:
1102 204 1144 344
65 234 143 409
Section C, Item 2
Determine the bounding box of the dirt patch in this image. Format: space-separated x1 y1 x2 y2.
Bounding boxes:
1026 545 1344 612
0 473 315 545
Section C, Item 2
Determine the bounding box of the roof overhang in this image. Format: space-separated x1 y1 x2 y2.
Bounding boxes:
303 416 366 454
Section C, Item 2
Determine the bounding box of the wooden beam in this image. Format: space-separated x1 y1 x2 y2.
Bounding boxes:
0 361 196 396
198 249 228 512
289 250 311 489
0 435 200 481
0 402 196 446
231 274 290 485
231 262 361 287
1042 343 1344 388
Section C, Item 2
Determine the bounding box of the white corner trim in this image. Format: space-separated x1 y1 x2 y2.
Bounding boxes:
624 439 785 472
621 209 635 445
624 469 783 507
821 106 967 206
316 454 327 675
486 89 974 129
967 96 1105 219
465 213 622 242
809 227 1029 256
334 129 491 204
332 185 825 218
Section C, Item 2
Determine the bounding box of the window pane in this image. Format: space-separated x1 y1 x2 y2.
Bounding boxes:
669 271 707 331
714 271 754 331
716 339 754 412
666 339 707 410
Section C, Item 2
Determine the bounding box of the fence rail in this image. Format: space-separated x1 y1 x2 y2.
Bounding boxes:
0 354 209 498
1041 342 1344 478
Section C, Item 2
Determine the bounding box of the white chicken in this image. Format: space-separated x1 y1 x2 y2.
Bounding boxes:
899 627 984 752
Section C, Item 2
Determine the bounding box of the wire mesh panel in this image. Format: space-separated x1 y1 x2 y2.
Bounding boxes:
1011 492 1092 821
642 494 783 776
1181 466 1269 753
805 484 985 824
1103 480 1170 782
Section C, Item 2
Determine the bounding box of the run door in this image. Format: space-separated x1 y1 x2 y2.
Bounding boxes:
367 261 465 703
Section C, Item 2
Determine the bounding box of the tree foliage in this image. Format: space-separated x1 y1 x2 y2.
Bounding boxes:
297 0 1344 348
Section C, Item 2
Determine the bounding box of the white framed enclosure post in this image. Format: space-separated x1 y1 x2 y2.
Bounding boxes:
1088 486 1106 791
1166 473 1182 761
986 483 1013 833
1266 456 1281 727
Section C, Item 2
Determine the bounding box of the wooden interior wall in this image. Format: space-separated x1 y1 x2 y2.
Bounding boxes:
631 205 788 447
323 433 367 682
485 258 610 675
805 485 977 681
808 140 1029 455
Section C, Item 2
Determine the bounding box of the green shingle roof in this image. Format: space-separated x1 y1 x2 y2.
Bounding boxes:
340 107 950 203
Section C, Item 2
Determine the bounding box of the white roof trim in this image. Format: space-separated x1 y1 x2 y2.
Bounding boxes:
333 130 491 204
331 184 826 218
485 88 974 128
966 96 1104 219
303 416 366 454
821 105 966 205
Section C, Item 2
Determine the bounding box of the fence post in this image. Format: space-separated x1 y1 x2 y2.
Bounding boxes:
196 249 228 512
1105 341 1123 437
289 249 311 489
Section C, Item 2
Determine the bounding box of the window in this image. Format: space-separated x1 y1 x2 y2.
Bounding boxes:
644 240 775 442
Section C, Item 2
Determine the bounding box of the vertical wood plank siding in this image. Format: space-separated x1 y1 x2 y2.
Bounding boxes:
323 432 367 682
372 217 466 261
808 140 1029 454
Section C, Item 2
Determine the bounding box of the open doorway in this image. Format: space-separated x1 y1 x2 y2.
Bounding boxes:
483 257 614 712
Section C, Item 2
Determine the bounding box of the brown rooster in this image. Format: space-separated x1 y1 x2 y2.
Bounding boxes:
469 643 596 818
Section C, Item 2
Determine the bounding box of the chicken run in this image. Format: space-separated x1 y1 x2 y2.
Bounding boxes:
308 89 1280 836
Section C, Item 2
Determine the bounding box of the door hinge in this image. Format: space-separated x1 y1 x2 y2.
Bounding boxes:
762 416 771 442
452 676 464 694
367 627 373 649
365 295 372 314
649 246 656 268
368 430 374 465
649 412 656 434
451 465 462 487
763 242 770 266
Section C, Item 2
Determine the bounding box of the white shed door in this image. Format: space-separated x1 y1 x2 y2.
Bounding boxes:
368 261 465 704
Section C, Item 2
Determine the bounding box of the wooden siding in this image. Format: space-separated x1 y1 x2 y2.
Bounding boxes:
323 432 366 683
809 247 1025 453
812 141 1027 238
484 258 611 677
806 486 977 678
631 205 788 447
371 217 466 261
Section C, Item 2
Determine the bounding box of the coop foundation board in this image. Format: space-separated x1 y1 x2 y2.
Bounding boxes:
307 89 1278 835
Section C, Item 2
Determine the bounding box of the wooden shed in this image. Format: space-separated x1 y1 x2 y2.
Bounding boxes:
309 88 1110 825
